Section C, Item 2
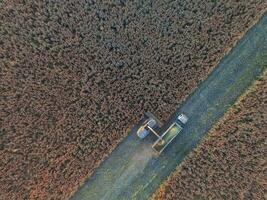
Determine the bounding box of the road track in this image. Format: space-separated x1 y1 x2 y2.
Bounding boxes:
71 13 267 200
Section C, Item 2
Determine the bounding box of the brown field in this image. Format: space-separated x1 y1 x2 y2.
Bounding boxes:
152 73 267 200
0 0 266 199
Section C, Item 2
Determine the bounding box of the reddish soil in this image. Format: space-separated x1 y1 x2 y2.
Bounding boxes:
0 1 266 199
153 74 267 200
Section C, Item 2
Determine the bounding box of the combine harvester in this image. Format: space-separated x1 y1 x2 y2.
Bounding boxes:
137 112 188 154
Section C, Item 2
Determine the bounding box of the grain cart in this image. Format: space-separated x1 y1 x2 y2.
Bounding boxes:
137 113 188 154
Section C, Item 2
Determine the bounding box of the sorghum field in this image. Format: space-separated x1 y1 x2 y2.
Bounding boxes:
0 0 266 199
153 73 267 200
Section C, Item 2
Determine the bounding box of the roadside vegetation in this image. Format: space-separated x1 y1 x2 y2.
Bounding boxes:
152 72 267 200
1 0 266 199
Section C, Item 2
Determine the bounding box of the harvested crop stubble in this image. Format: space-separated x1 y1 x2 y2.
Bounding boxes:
0 0 266 199
152 74 267 200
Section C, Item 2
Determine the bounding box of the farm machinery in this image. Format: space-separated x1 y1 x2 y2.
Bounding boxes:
137 112 188 154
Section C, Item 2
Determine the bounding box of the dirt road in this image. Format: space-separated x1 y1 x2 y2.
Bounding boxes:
71 13 267 200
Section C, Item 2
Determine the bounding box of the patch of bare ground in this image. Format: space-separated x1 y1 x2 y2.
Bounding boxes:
152 73 267 200
0 0 266 199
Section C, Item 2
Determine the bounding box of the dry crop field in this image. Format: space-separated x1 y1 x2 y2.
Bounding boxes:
153 73 267 200
0 0 266 199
